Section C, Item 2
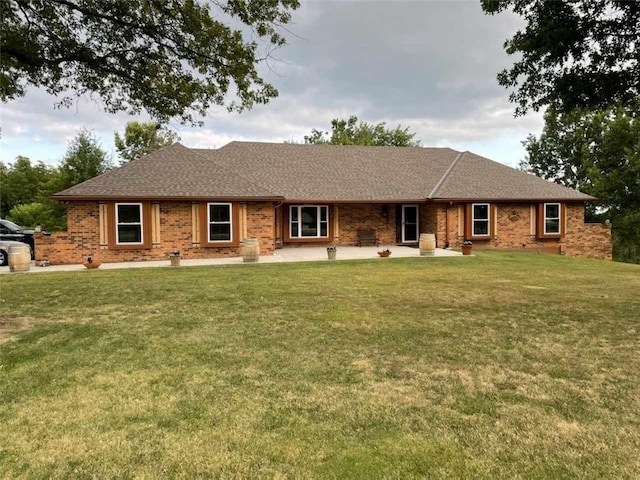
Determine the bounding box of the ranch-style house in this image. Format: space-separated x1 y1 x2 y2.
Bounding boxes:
35 142 612 264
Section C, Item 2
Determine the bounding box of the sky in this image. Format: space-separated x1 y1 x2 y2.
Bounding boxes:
0 0 544 169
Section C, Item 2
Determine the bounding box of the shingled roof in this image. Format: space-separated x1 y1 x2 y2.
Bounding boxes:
54 141 594 202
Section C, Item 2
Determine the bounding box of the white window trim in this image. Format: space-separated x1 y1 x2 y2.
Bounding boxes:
207 203 233 243
544 202 561 235
290 205 329 239
472 203 491 237
115 202 144 245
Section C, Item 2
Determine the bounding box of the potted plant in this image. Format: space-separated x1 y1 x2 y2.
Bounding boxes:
461 240 473 255
169 248 181 266
377 249 392 258
327 246 337 260
83 255 102 269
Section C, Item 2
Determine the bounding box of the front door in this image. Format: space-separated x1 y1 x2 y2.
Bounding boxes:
402 205 419 243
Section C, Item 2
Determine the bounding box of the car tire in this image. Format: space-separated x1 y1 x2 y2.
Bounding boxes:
0 249 7 266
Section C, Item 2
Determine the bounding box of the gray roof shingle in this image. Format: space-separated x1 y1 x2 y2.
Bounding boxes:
54 143 280 199
430 151 593 201
54 141 594 202
194 142 459 201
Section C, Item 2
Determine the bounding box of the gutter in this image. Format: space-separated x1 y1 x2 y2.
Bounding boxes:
51 195 287 202
430 198 594 203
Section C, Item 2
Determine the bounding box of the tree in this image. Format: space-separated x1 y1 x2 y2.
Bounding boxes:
0 156 67 229
0 130 111 230
8 201 67 231
0 156 57 216
59 129 112 189
482 0 640 115
522 102 640 263
304 116 421 147
115 122 180 164
1 0 300 124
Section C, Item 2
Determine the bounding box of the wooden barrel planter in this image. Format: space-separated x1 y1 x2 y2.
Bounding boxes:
242 238 260 263
9 244 31 272
419 233 436 257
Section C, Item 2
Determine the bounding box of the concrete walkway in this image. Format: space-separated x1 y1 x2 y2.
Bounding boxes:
0 246 463 274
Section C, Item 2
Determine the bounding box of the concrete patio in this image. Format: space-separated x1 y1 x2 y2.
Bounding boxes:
0 246 463 274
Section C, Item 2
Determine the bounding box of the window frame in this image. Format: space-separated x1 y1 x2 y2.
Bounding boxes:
107 202 151 250
199 202 239 247
287 205 330 241
472 203 491 238
206 202 233 243
115 202 144 246
536 202 565 239
465 203 495 240
543 203 561 235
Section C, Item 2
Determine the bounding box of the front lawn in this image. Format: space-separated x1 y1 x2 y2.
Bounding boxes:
1 252 639 478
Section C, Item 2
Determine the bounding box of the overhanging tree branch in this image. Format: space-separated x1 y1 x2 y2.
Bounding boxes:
482 0 640 115
1 0 300 124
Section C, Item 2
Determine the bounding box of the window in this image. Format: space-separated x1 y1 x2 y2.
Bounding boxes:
208 203 232 242
544 203 561 235
116 203 143 244
536 202 564 238
472 203 490 236
290 205 329 238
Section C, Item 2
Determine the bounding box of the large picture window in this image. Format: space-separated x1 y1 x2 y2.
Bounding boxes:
544 203 561 235
208 203 232 242
290 205 329 238
472 203 490 236
116 203 143 244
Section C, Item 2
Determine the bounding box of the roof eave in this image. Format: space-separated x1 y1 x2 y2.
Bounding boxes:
51 194 286 202
282 198 429 204
431 196 596 203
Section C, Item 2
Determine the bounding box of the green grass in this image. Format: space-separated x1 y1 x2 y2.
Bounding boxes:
1 252 639 478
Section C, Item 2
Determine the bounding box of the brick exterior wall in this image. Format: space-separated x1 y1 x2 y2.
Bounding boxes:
247 202 277 255
36 200 611 265
563 205 612 260
334 204 397 246
430 202 611 260
36 201 275 265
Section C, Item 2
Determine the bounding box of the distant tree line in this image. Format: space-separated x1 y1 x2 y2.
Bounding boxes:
483 0 639 264
1 122 178 230
303 116 420 147
1 129 111 230
520 101 640 264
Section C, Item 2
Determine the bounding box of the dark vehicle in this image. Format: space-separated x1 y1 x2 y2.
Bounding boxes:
0 219 35 260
